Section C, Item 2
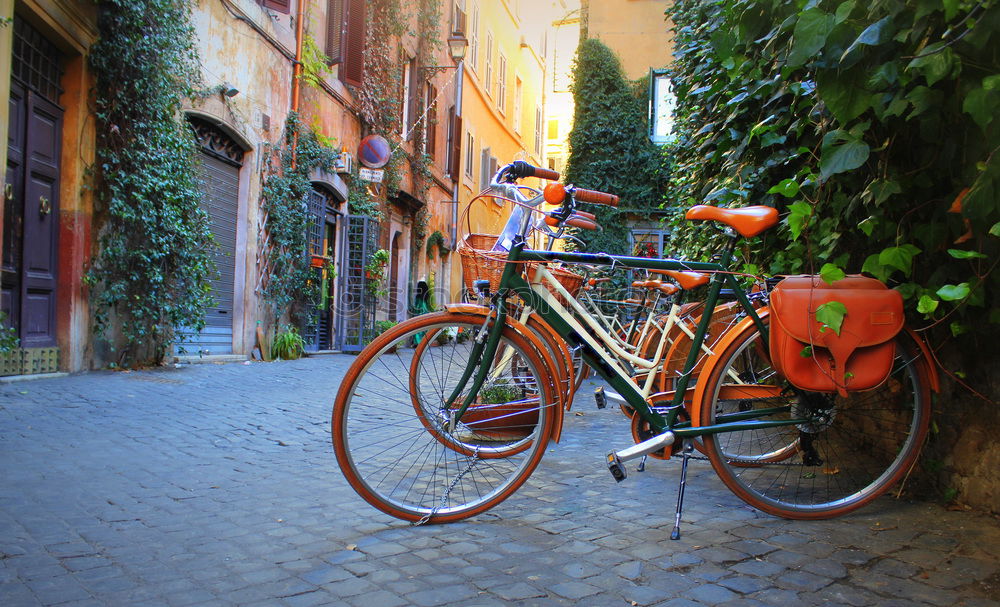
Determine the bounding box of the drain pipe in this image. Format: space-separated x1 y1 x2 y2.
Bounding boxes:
289 0 306 167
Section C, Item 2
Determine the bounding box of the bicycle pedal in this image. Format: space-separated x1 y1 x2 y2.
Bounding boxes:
594 386 606 409
606 452 627 482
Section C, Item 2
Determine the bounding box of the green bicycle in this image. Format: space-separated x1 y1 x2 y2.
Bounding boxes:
331 161 935 534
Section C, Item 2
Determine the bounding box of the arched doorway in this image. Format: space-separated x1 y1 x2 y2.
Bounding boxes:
178 116 246 355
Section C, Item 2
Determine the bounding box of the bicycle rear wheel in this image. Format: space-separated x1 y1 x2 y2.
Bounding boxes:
698 319 931 519
332 312 556 523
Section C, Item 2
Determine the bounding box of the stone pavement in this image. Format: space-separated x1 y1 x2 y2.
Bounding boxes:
1 355 998 607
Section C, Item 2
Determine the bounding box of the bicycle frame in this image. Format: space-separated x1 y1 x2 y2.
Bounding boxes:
444 175 809 442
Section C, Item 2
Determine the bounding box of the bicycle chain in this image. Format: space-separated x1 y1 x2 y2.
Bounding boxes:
412 446 481 526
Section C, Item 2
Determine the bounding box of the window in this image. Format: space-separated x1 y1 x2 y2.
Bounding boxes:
547 119 559 140
649 70 677 144
630 229 671 259
465 131 475 177
480 147 497 193
425 82 438 160
484 31 494 97
400 57 417 138
534 106 542 156
452 0 467 34
513 77 522 133
497 53 507 113
325 0 365 86
259 0 291 13
469 3 480 71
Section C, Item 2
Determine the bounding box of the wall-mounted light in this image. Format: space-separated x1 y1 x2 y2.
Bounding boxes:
223 85 240 98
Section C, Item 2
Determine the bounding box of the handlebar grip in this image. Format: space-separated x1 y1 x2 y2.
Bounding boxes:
544 214 598 231
565 215 598 231
510 160 560 181
573 187 619 206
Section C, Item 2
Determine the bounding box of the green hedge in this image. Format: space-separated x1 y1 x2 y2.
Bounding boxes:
565 39 665 256
666 0 1000 374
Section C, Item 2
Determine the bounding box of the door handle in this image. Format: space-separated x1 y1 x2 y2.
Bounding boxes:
39 195 51 216
4 184 11 201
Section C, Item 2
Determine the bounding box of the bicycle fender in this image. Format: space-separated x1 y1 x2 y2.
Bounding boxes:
444 304 566 443
904 327 940 393
688 309 771 428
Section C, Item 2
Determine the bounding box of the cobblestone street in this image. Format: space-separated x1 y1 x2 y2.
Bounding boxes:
1 355 998 606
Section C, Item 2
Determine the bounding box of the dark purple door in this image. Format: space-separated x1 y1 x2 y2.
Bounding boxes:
3 80 62 347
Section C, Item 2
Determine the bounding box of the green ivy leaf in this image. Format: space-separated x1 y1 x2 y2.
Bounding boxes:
819 263 846 284
788 9 837 68
878 245 918 275
947 248 987 260
841 16 893 62
858 217 876 236
767 178 800 198
937 283 970 301
906 44 955 86
917 295 939 314
950 321 968 337
963 86 999 130
862 253 889 281
820 131 870 179
863 179 901 206
818 71 871 123
815 301 847 336
906 85 944 118
990 222 1000 237
787 201 812 240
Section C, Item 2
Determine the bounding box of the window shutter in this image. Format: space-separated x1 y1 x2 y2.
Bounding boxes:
341 0 365 86
326 0 344 64
407 63 419 137
447 109 462 180
260 0 291 14
425 84 437 160
480 147 490 191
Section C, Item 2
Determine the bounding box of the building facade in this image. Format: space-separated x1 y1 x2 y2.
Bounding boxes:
0 0 564 374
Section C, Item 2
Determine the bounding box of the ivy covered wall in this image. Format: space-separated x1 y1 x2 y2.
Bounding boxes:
665 0 1000 510
89 0 214 366
565 38 666 257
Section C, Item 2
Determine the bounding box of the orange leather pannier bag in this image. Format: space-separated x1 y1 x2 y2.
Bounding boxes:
769 275 904 396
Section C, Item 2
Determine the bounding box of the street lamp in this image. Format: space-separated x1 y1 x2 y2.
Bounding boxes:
447 32 468 62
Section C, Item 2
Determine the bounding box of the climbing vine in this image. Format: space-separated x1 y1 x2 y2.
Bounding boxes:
88 0 214 366
665 0 999 371
351 0 406 212
565 39 666 257
260 113 338 320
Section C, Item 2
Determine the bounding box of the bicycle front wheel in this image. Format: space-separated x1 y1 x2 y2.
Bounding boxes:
332 312 556 524
698 319 931 519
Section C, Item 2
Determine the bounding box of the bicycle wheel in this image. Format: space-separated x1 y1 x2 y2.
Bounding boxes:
332 312 556 523
698 319 931 519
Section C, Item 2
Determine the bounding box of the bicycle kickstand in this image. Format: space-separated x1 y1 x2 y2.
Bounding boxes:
637 454 647 473
670 441 695 541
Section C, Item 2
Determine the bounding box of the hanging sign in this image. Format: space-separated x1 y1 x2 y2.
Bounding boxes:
358 167 384 183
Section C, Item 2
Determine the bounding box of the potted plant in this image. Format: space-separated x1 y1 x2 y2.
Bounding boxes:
364 249 390 299
271 325 305 360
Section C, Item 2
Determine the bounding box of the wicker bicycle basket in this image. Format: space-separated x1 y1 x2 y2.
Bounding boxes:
458 233 584 304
